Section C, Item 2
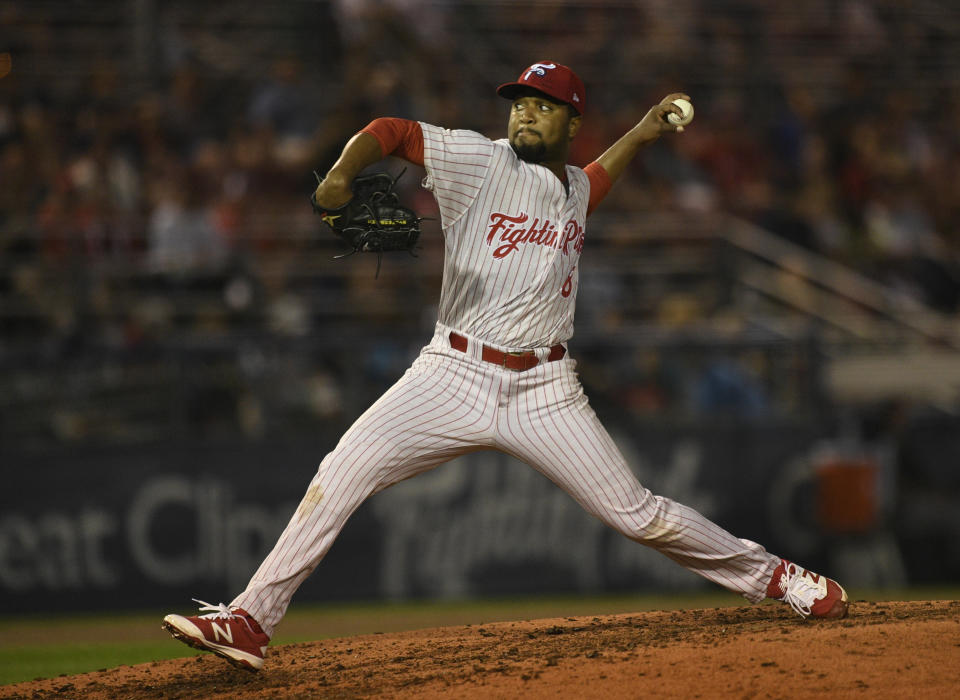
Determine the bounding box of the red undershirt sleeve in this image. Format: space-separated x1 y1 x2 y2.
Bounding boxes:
584 161 613 217
360 117 425 166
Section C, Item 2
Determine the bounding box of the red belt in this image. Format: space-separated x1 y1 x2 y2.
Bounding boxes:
449 332 566 372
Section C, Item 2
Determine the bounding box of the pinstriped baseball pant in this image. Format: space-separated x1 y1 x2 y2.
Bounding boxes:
232 324 778 636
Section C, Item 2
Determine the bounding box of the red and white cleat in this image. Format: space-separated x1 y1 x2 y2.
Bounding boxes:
768 560 849 619
163 599 270 671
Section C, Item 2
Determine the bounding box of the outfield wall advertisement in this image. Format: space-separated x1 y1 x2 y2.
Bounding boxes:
0 422 917 615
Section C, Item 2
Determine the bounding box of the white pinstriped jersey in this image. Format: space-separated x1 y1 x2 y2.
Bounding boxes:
420 122 589 349
225 118 784 640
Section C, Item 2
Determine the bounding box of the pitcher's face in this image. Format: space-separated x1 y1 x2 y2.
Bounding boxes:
508 94 580 164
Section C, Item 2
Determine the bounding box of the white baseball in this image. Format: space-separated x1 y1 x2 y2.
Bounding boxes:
667 98 694 128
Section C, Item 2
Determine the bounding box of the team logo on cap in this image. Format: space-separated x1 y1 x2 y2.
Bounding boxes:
523 63 556 80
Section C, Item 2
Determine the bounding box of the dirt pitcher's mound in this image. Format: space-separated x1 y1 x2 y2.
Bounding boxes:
3 600 958 699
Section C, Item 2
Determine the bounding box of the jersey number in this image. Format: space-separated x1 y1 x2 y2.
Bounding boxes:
560 265 576 298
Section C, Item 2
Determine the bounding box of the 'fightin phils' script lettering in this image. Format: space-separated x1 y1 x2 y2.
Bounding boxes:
485 212 584 259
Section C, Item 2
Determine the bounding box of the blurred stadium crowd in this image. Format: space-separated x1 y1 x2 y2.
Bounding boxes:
1 0 960 445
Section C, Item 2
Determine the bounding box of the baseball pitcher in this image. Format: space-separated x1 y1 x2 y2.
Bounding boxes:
163 62 848 672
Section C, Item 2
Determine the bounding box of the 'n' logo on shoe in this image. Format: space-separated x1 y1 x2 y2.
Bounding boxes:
210 622 234 644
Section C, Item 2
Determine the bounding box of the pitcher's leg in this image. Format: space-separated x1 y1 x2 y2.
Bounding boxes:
498 364 777 602
233 353 499 636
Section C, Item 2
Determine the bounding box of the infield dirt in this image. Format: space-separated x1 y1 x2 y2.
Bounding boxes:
2 599 957 699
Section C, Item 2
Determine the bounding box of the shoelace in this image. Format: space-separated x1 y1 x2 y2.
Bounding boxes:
192 599 256 635
777 563 825 618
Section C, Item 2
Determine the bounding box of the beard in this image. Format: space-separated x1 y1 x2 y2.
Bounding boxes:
510 140 547 164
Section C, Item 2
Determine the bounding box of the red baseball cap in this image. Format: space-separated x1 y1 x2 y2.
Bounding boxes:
497 61 585 115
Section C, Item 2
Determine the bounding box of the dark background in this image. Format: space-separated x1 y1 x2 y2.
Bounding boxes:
2 1 959 613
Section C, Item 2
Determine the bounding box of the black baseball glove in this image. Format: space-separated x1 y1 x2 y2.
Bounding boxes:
310 169 421 276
